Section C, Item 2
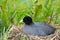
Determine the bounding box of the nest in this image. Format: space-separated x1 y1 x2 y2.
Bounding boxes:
8 25 60 40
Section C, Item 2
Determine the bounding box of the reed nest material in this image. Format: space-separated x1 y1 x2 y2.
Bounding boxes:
8 25 60 40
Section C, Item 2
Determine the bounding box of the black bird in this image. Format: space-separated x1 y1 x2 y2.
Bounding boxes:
22 16 56 36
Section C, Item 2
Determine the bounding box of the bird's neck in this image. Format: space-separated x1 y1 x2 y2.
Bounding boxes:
26 22 34 25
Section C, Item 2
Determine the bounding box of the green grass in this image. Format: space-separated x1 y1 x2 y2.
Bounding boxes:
0 0 60 40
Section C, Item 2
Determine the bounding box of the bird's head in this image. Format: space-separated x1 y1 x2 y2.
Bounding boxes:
23 16 33 25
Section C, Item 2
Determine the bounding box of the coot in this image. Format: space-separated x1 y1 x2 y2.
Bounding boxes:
22 16 56 36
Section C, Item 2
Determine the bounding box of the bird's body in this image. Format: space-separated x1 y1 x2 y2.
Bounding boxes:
22 16 56 36
22 22 55 36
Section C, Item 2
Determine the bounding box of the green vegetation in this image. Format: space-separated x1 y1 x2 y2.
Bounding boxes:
0 0 60 40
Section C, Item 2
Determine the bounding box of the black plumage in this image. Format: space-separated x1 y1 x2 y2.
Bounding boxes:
22 16 56 36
